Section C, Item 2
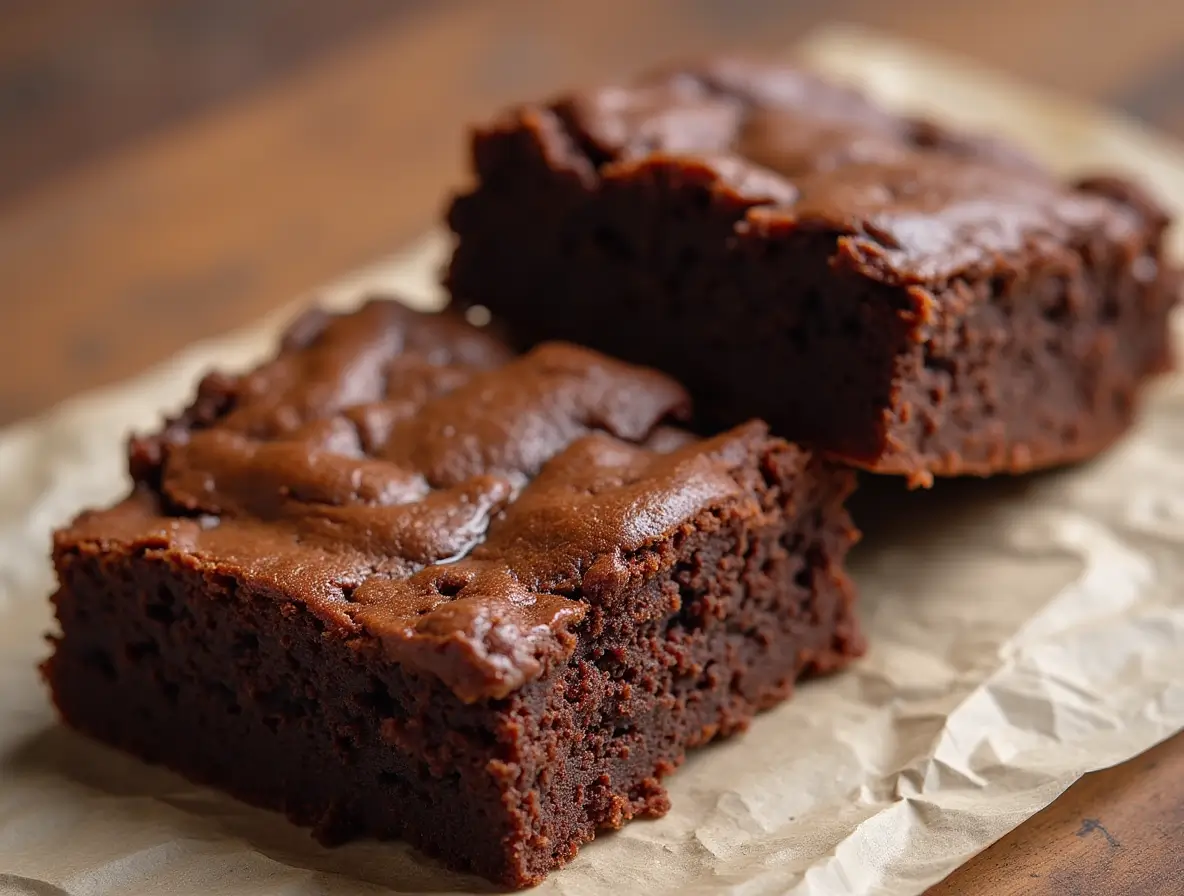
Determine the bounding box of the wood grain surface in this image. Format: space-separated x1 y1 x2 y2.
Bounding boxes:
2 2 1181 893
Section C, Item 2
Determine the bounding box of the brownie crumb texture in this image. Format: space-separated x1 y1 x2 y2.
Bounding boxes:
448 58 1179 484
45 299 861 886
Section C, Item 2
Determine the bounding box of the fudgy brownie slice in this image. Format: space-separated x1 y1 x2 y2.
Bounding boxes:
447 59 1179 485
44 299 861 887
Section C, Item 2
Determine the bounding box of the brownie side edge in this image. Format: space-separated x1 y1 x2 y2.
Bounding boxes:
45 438 859 887
446 72 1178 482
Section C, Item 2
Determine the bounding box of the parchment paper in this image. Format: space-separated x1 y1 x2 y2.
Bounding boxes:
2 26 1183 896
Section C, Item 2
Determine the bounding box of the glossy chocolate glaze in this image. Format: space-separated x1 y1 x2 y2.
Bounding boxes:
64 300 782 701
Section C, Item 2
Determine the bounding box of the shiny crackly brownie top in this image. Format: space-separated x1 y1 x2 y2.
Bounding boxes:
492 58 1169 285
60 300 802 701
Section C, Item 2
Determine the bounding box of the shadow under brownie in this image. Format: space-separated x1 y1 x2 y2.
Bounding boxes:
44 299 862 887
447 58 1179 486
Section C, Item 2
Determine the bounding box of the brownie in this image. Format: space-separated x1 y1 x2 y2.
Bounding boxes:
447 59 1179 485
43 299 861 887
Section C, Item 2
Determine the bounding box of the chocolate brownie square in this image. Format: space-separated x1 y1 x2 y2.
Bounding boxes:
447 59 1178 485
44 300 861 887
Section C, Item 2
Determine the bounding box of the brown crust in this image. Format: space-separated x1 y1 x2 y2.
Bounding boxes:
44 300 862 885
447 59 1178 480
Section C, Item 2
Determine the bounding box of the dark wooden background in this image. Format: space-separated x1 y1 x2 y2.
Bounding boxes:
2 1 1182 892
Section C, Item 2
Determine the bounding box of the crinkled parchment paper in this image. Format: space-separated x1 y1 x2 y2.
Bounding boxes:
2 26 1183 896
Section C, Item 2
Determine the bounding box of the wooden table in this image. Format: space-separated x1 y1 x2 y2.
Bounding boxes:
2 2 1181 892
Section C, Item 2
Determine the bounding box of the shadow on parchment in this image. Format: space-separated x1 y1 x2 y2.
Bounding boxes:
0 875 72 896
849 469 1042 548
845 466 1066 613
5 724 501 894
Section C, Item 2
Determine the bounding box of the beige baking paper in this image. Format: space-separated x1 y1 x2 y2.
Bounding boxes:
2 25 1183 896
